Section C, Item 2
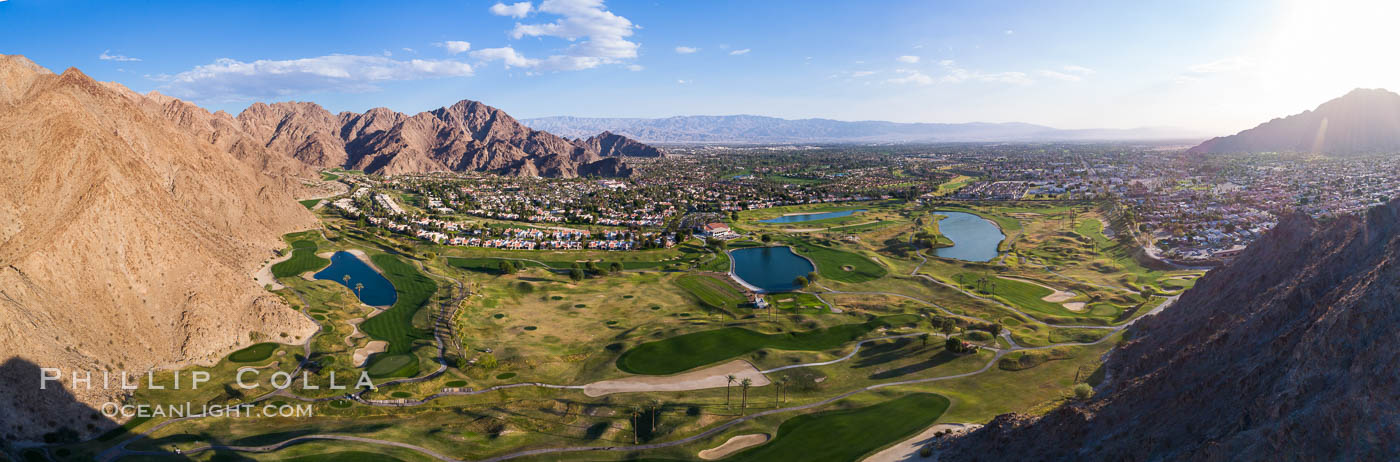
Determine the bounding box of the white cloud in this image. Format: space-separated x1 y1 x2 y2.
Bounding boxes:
851 70 876 78
435 41 472 54
625 64 644 71
1004 29 1015 35
933 60 1032 85
489 1 533 18
99 50 141 62
729 48 751 56
887 69 934 86
470 47 540 68
402 47 417 53
504 0 640 71
1189 57 1252 74
677 79 691 84
896 55 920 64
158 54 473 102
674 46 699 54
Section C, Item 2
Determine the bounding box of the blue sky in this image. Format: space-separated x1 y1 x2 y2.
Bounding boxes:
1 0 1395 133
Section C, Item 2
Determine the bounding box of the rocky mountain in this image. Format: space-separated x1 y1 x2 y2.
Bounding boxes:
1190 88 1400 155
0 55 318 442
235 100 661 177
937 199 1400 460
521 114 1205 144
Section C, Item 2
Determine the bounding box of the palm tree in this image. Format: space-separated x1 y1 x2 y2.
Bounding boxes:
725 374 736 407
631 407 640 444
739 378 753 415
342 274 351 287
354 282 364 298
779 377 790 403
651 399 661 432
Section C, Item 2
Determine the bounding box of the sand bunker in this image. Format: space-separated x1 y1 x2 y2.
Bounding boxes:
699 434 770 460
253 251 295 290
353 340 388 367
344 318 365 346
1063 302 1087 312
862 423 981 462
583 360 770 397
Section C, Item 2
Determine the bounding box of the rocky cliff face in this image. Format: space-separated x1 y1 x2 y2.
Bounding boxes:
1190 88 1400 155
0 55 318 443
236 100 660 177
937 200 1400 461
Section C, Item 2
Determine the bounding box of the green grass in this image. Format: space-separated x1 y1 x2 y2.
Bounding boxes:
766 293 828 314
298 199 321 209
675 274 747 310
358 254 437 354
786 240 887 283
829 220 897 233
227 343 278 363
319 172 341 181
271 240 330 278
616 314 918 375
364 353 419 378
284 451 403 462
700 249 731 272
733 393 950 461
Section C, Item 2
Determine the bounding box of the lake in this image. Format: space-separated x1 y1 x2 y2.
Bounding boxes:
729 246 816 292
932 211 1005 262
314 251 398 306
758 209 866 224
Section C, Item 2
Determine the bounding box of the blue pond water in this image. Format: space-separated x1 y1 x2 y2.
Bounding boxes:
758 209 866 224
932 211 1006 262
729 246 816 293
313 251 398 306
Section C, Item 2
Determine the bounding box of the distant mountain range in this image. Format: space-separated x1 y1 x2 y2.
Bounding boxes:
1190 88 1400 155
522 115 1207 144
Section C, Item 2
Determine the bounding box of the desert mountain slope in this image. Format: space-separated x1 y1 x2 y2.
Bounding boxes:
1190 88 1400 155
0 56 318 442
937 199 1400 460
237 99 660 177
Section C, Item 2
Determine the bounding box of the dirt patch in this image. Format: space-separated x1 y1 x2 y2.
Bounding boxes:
700 433 770 460
841 265 855 271
353 340 388 367
583 359 770 397
1063 302 1087 312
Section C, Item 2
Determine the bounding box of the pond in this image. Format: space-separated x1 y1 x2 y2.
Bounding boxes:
932 211 1005 262
313 251 398 306
758 209 866 224
729 246 816 293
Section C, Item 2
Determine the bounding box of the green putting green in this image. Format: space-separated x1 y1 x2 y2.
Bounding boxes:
271 240 330 278
786 240 886 283
616 315 918 375
733 393 950 461
365 353 418 378
228 343 278 363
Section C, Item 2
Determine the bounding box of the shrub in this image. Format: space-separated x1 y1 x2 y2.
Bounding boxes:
1073 383 1093 400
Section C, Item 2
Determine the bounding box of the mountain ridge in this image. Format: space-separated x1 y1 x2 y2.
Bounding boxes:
235 99 662 177
1189 88 1400 155
0 55 319 442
